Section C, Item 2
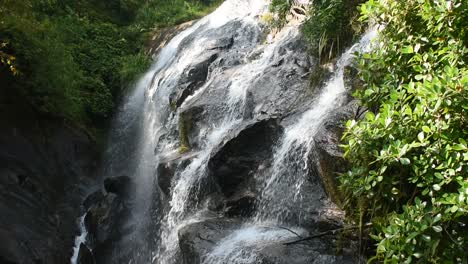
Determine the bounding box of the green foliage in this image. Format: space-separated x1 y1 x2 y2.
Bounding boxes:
0 0 219 132
1 7 84 118
268 0 293 27
341 0 468 263
178 112 192 154
135 0 222 31
119 53 151 86
302 0 365 61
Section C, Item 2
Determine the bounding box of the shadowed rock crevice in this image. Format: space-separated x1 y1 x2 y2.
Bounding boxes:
209 119 283 197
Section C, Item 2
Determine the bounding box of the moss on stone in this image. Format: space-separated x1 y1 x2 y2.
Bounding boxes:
178 112 192 153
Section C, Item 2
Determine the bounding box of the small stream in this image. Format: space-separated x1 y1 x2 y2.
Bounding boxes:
70 213 88 264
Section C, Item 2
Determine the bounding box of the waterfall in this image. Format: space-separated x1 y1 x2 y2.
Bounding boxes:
88 0 377 262
254 29 378 225
200 29 377 264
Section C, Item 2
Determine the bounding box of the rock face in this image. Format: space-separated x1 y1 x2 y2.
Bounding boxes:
77 243 95 264
209 119 283 197
81 176 137 264
140 7 361 263
178 218 243 264
104 175 136 199
0 94 99 264
314 99 360 205
178 218 355 264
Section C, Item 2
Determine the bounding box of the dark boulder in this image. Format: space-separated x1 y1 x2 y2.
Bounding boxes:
157 162 176 197
104 176 135 199
82 176 139 264
178 218 355 264
178 218 242 264
258 243 354 264
249 34 317 119
169 53 219 108
77 243 95 264
224 191 256 217
85 193 130 247
208 119 283 197
83 190 105 211
314 100 360 205
157 151 198 197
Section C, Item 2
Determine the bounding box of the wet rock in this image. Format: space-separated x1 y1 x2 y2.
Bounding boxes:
169 53 219 108
250 35 317 118
157 151 197 197
104 176 135 199
208 119 283 197
343 65 362 92
157 162 176 196
83 190 105 211
207 36 234 50
77 243 95 264
82 176 140 264
259 243 354 264
178 218 242 264
85 193 132 247
178 218 355 264
314 100 359 205
224 191 256 217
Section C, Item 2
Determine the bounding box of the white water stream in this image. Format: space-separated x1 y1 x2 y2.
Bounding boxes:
70 213 88 264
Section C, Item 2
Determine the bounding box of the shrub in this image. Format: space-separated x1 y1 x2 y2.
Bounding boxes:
268 0 293 27
0 0 221 133
341 0 468 262
302 0 365 61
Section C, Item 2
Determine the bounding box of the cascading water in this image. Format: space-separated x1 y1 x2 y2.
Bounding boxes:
70 213 88 264
200 29 377 264
86 0 377 262
255 29 378 225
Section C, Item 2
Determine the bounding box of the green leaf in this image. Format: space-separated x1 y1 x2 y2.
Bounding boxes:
432 226 443 232
459 138 467 146
402 46 414 54
400 158 411 165
450 205 459 213
422 235 431 242
433 184 441 191
422 126 431 133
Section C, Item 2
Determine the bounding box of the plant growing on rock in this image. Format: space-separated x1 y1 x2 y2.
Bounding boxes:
341 0 468 263
302 0 365 62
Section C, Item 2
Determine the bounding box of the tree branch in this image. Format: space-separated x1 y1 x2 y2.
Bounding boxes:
283 224 372 246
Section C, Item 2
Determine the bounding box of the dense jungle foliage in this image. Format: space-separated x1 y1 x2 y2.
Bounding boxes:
271 0 468 262
270 0 364 61
341 0 468 263
0 0 220 133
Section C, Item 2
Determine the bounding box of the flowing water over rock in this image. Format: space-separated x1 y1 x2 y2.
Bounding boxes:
70 213 88 264
77 0 377 263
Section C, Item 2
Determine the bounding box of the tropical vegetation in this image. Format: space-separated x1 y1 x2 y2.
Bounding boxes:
341 0 468 263
0 0 220 134
271 0 467 262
